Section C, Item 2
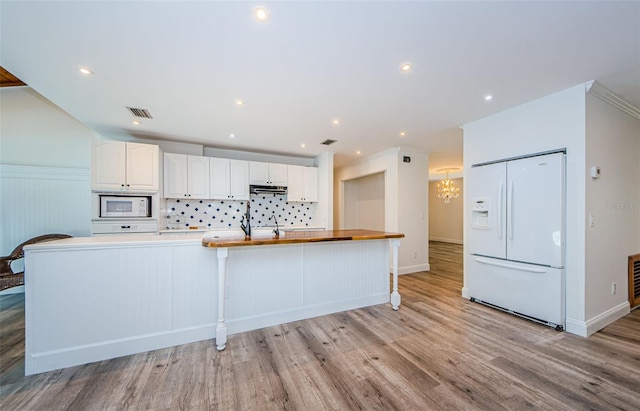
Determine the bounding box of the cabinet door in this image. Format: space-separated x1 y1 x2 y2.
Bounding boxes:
302 167 318 202
249 161 270 184
187 155 210 199
229 160 249 200
209 157 230 199
163 153 188 198
287 165 304 201
269 163 288 186
127 143 159 191
92 140 126 190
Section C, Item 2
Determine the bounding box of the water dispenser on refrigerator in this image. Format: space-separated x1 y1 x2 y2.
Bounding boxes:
471 198 491 229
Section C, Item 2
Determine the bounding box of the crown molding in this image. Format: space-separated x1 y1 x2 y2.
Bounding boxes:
586 80 640 120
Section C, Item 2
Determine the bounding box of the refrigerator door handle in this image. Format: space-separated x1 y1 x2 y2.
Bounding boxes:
474 257 548 273
497 181 504 239
508 179 514 241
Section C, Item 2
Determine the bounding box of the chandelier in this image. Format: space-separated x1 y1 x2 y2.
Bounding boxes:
436 168 460 204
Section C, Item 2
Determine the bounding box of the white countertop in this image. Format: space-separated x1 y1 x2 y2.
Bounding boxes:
25 226 328 251
24 232 204 250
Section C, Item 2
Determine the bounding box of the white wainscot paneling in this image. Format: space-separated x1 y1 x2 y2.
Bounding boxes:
0 165 90 253
226 245 304 320
24 236 395 374
303 240 388 306
28 246 173 354
171 244 218 329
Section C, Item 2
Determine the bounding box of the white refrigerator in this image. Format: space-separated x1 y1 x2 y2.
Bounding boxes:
467 151 565 330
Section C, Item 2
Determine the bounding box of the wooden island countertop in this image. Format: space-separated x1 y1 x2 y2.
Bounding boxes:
202 229 404 248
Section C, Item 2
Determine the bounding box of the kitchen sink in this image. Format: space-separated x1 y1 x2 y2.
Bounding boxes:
249 228 285 237
203 227 285 239
203 228 244 239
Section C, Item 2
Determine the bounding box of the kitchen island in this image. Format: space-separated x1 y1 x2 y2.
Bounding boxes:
24 229 403 375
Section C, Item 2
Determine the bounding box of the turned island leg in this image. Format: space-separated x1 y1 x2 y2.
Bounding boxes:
390 238 401 310
216 248 228 350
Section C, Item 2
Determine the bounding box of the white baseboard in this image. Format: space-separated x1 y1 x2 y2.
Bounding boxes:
429 237 463 244
565 301 631 337
26 293 390 375
399 263 430 275
227 293 389 335
461 286 469 299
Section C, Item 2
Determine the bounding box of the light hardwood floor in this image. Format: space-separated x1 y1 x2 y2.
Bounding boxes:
1 242 639 410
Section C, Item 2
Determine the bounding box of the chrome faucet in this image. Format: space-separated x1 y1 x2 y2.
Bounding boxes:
240 202 251 237
269 214 280 237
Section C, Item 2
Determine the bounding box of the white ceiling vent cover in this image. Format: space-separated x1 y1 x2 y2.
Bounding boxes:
126 107 153 119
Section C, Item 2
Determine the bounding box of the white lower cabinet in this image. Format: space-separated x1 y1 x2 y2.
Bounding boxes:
287 165 318 202
209 157 249 200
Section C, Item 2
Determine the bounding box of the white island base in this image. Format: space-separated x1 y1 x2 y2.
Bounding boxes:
24 233 401 375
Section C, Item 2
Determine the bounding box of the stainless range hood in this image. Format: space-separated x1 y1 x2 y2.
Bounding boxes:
250 185 288 195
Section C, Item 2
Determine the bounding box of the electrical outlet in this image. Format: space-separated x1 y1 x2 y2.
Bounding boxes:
413 251 417 259
611 282 616 295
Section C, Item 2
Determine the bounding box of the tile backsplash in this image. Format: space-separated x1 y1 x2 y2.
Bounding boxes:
163 194 317 230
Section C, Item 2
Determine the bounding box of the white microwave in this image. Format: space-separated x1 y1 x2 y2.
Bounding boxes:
99 195 151 218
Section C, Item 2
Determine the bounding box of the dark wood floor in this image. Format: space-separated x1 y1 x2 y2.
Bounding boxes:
1 242 639 410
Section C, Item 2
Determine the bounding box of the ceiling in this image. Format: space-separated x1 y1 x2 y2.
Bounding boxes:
1 1 639 173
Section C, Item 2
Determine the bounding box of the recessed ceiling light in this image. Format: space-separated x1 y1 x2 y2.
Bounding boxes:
132 120 141 125
484 94 493 101
235 99 244 106
79 67 93 75
399 131 406 137
254 6 270 22
229 133 236 139
300 143 306 148
356 150 361 155
332 119 340 125
400 63 412 72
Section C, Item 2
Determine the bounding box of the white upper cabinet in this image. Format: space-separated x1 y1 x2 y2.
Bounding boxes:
210 157 249 200
93 141 159 192
163 153 210 199
249 161 288 186
287 165 318 202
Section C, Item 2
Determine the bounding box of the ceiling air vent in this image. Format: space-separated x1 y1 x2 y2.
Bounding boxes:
126 107 153 119
321 139 337 146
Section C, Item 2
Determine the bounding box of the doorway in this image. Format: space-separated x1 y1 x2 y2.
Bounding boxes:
343 172 385 230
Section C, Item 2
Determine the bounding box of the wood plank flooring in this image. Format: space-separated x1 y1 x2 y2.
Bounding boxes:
1 241 639 410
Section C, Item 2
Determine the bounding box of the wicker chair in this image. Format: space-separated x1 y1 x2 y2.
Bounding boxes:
0 234 72 292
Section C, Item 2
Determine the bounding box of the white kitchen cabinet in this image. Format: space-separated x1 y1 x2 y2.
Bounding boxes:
163 153 210 199
210 157 249 200
249 161 288 186
287 165 318 202
92 141 159 191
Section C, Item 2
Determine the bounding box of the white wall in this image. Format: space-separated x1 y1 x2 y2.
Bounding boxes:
584 93 640 323
0 87 97 167
344 172 385 230
335 147 429 274
429 178 463 244
0 87 96 257
463 84 587 334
